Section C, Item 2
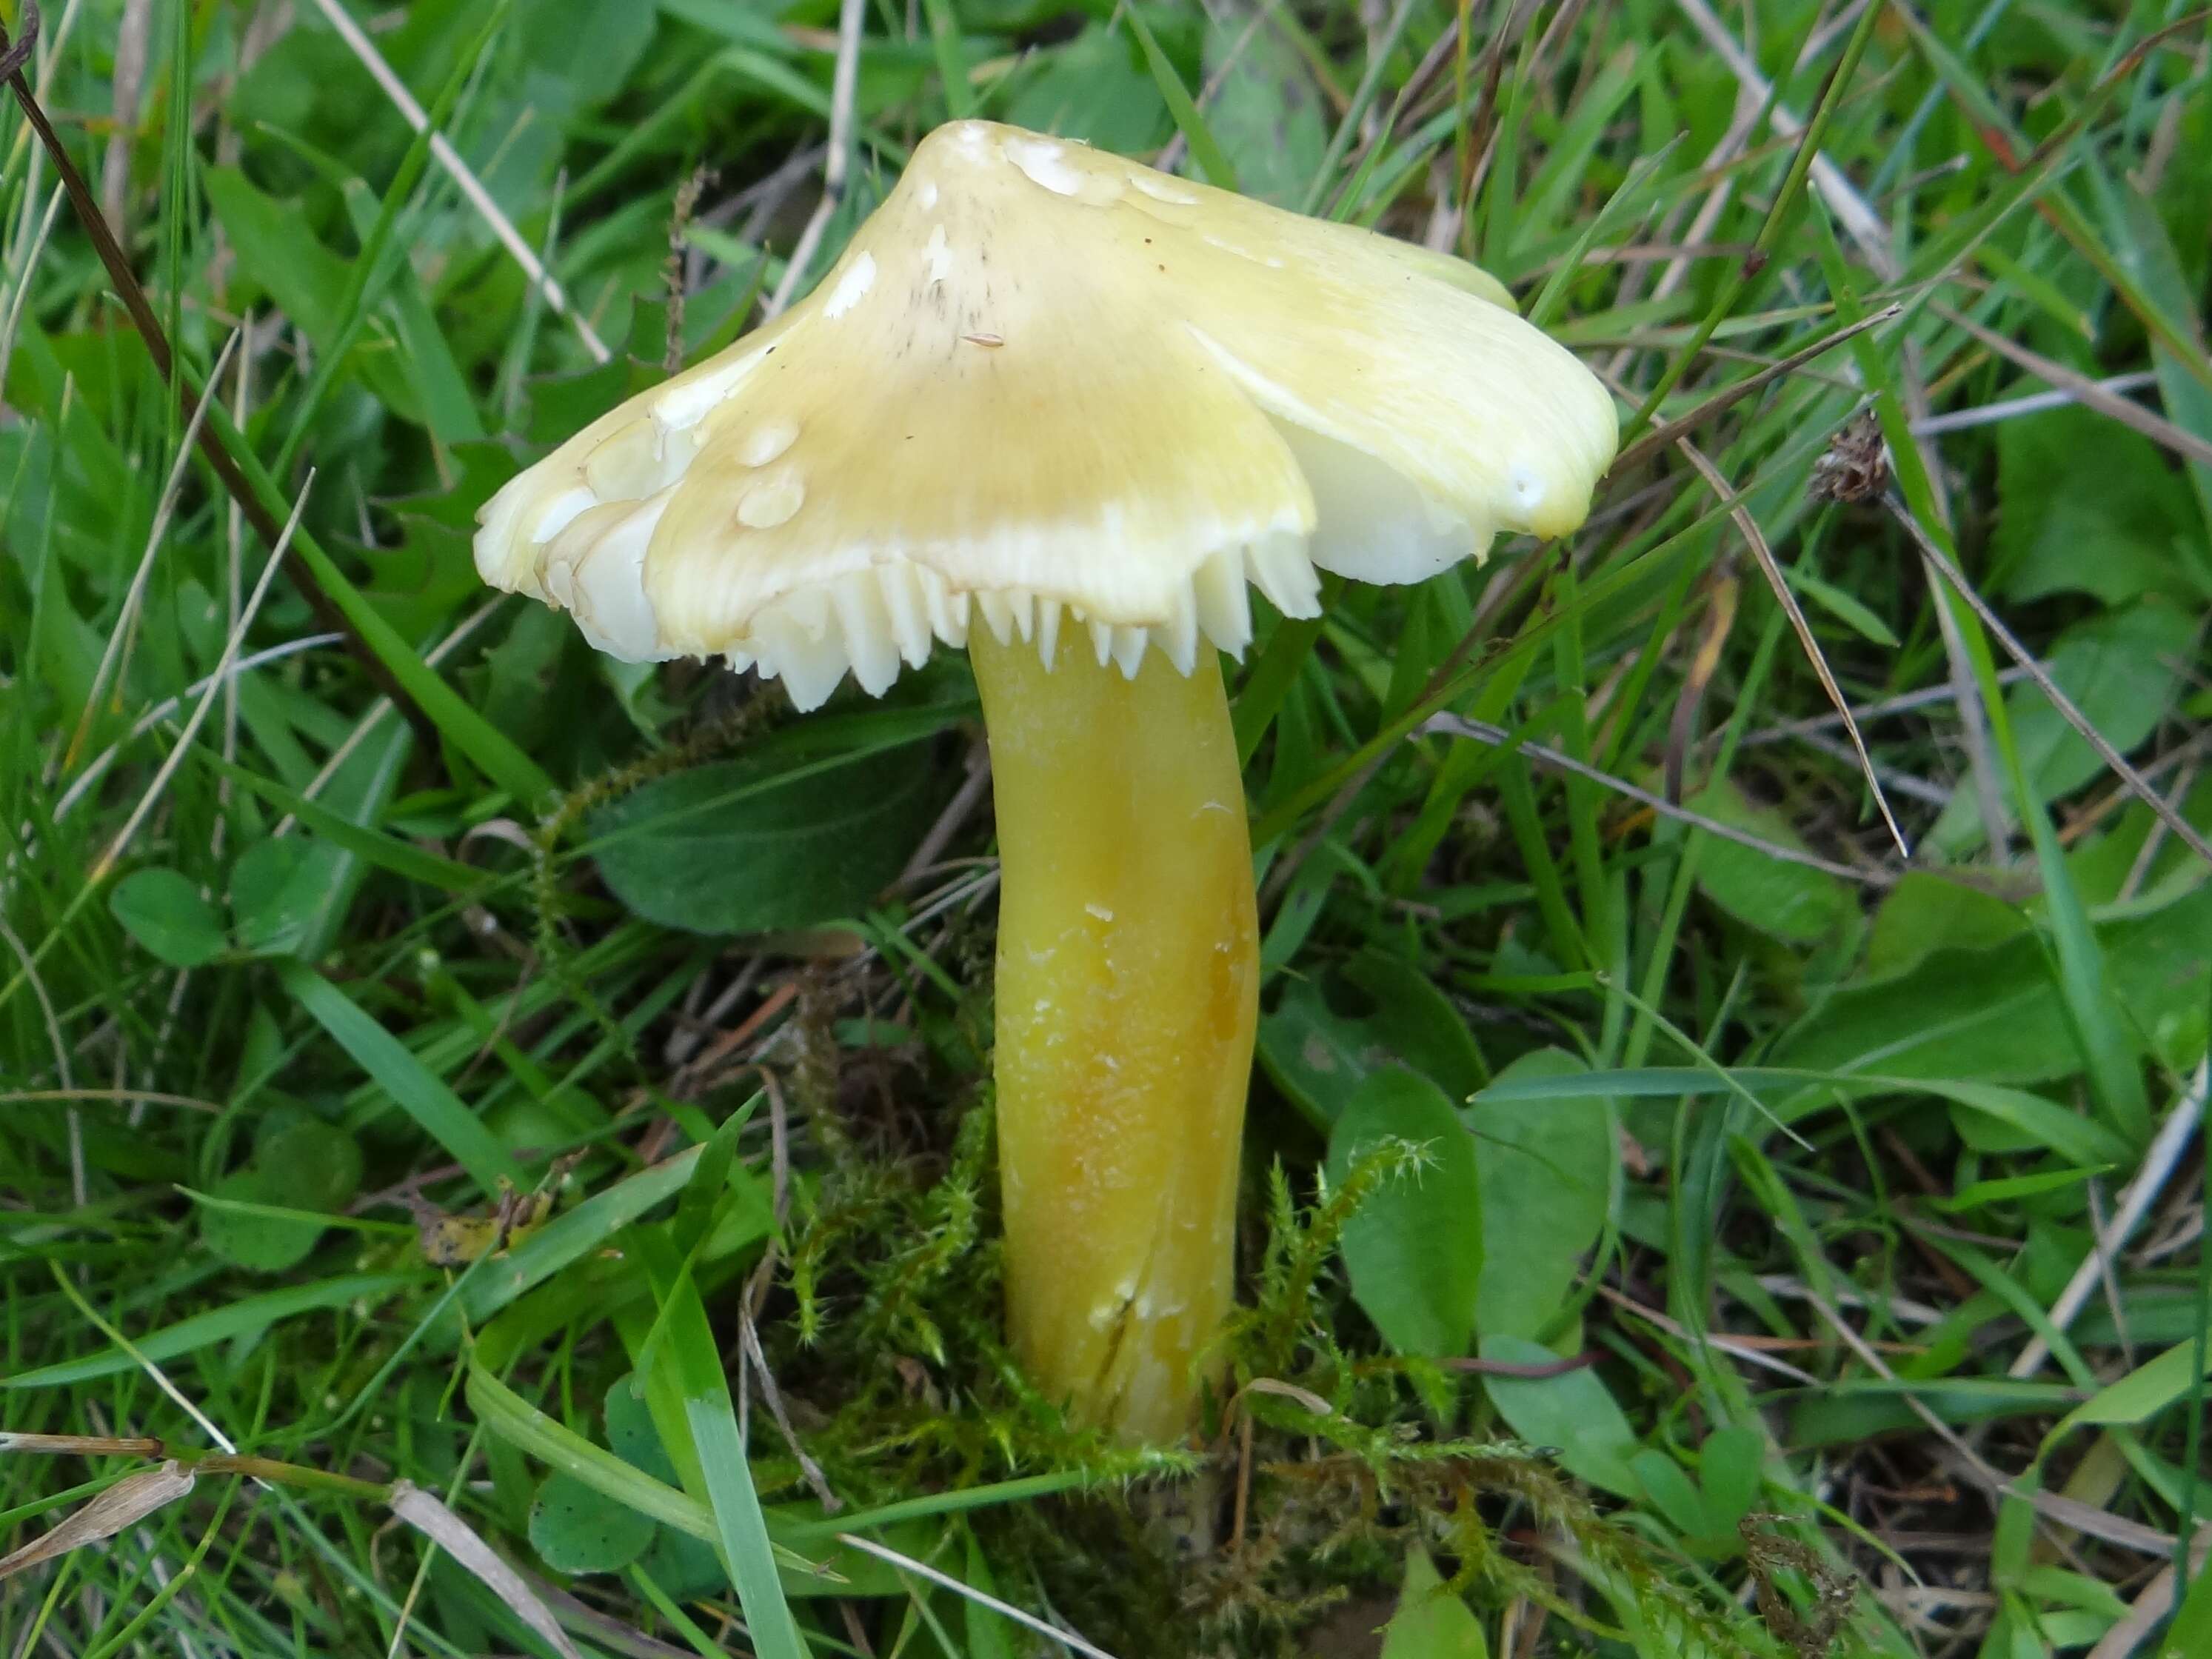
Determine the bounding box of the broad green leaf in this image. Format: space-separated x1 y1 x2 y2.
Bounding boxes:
195 1168 315 1272
1697 1425 1766 1535
1203 12 1325 207
1628 1448 1711 1540
1003 27 1171 155
1780 882 2212 1090
1260 953 1486 1128
1993 407 2202 605
201 167 346 343
606 1373 680 1485
518 0 656 108
1930 602 2197 855
591 746 936 937
1685 778 1857 947
1864 871 2028 979
1468 1049 1611 1343
1479 1335 1640 1498
201 166 417 417
638 1527 729 1600
109 869 227 968
1326 1070 1483 1357
1380 1542 1488 1659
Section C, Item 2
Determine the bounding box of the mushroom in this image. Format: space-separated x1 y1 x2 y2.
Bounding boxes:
475 119 1618 1443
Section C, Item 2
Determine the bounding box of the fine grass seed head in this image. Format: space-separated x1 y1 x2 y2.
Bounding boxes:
475 118 1617 709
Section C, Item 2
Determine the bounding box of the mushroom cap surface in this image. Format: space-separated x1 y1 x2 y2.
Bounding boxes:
475 119 1619 709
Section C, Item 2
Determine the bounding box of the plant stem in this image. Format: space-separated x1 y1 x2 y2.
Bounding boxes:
971 629 1260 1443
186 1455 391 1501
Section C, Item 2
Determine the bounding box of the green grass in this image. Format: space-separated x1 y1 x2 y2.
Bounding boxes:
4 0 2210 1654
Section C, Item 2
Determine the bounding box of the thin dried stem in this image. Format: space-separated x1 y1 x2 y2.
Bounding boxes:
301 0 609 362
1421 713 1894 884
92 474 314 882
766 0 867 316
1607 304 1902 476
1887 495 2212 870
2007 1061 2208 1381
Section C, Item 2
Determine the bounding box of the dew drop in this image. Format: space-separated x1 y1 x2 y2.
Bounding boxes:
1131 173 1199 207
821 252 876 319
1004 137 1082 197
736 472 805 529
738 420 798 467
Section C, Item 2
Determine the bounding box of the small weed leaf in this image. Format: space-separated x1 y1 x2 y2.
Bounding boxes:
109 869 227 967
1260 953 1486 1129
529 1472 655 1575
1379 1542 1489 1659
198 1117 363 1273
1326 1070 1483 1358
228 838 326 957
1477 1335 1640 1498
1467 1048 1611 1345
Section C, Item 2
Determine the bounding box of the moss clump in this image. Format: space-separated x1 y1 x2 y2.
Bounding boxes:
756 1107 1810 1656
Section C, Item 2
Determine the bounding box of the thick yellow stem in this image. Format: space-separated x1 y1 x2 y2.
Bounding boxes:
972 630 1260 1443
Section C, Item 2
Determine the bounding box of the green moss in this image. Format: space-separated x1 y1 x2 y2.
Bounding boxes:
763 1126 1802 1656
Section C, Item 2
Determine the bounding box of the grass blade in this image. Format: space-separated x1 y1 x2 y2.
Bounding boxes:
278 961 514 1196
1123 5 1237 190
638 1234 809 1659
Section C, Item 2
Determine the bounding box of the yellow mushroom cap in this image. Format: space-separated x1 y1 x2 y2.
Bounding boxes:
474 119 1619 710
